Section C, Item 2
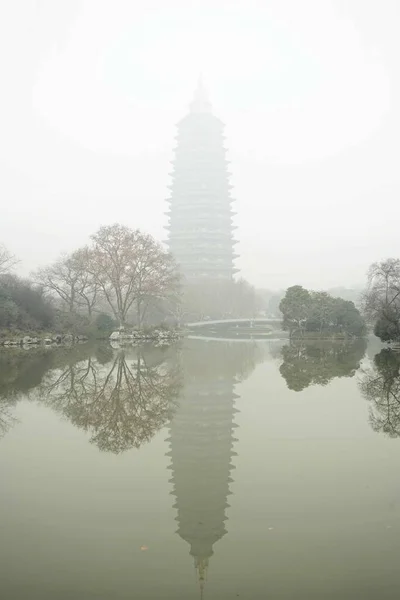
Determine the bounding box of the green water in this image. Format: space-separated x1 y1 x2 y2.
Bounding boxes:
1 337 400 599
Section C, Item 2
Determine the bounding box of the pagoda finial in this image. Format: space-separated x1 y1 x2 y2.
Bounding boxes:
195 556 209 599
197 557 208 580
190 75 212 114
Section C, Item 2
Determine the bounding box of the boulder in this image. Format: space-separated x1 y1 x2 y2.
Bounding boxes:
23 336 32 345
110 331 120 340
44 338 52 345
63 334 73 344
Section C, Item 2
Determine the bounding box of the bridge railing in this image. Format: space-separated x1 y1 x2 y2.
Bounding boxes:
187 318 281 328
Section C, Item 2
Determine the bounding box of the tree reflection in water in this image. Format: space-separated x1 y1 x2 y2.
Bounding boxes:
0 397 17 440
0 347 65 439
37 346 182 453
0 344 182 452
279 339 367 391
359 349 400 438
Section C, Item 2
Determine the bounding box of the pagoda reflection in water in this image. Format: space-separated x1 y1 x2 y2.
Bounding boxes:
166 339 265 595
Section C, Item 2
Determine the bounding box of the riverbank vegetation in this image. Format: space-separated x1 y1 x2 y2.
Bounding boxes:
279 285 366 339
0 224 179 340
4 233 400 347
1 225 263 341
0 274 55 335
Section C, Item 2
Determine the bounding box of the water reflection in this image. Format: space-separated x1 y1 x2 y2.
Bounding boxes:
360 349 400 438
167 339 266 595
3 339 400 596
0 345 182 452
0 397 16 439
279 339 367 391
0 347 79 439
37 346 182 453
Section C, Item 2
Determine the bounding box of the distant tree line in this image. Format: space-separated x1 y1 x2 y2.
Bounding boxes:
0 274 54 333
0 242 55 333
279 285 366 338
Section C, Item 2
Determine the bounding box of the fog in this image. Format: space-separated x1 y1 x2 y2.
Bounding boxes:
0 0 399 290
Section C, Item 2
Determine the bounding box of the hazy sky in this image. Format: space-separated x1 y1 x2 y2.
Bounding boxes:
0 0 399 289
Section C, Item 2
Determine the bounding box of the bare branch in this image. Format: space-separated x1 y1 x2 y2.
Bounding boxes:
0 244 18 275
88 224 180 328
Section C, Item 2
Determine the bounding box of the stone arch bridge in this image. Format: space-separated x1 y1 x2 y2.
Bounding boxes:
186 317 283 336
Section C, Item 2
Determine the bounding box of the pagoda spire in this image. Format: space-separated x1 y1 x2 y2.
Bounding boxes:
190 74 212 113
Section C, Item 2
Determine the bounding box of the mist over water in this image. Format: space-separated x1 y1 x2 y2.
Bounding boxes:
1 338 400 599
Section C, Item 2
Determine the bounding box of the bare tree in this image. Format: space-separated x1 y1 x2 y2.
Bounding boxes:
88 224 179 328
0 243 18 275
33 249 98 317
363 258 400 340
70 248 99 318
33 254 80 313
364 259 400 318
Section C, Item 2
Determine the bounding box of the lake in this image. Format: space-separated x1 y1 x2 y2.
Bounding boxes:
1 336 400 599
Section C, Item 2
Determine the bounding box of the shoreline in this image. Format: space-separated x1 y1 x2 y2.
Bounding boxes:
0 327 183 348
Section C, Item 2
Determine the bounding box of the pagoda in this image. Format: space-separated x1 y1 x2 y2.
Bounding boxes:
165 78 238 281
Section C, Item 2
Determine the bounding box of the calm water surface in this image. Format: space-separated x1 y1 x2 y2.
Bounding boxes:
1 337 400 599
